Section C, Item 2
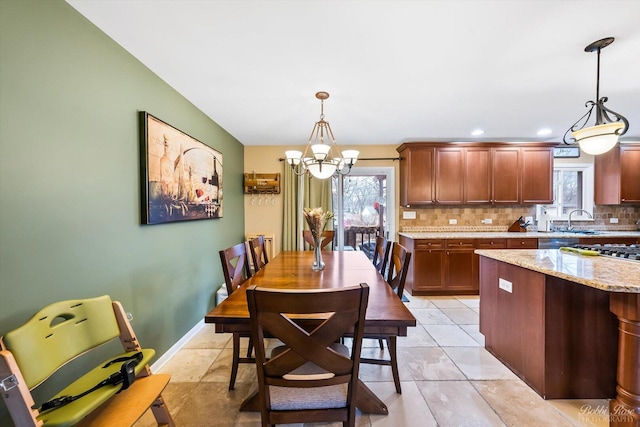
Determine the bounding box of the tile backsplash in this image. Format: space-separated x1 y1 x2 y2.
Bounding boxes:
399 205 640 231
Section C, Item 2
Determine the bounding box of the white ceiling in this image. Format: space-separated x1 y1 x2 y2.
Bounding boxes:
66 0 640 147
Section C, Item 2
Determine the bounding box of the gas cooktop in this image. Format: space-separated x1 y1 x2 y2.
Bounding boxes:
575 244 640 261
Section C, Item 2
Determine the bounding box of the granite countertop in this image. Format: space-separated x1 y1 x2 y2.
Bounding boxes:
399 230 640 239
475 249 640 293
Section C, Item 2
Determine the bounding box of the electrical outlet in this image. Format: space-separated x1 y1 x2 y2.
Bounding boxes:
402 211 417 219
610 217 619 224
499 278 513 293
482 218 492 224
449 219 457 225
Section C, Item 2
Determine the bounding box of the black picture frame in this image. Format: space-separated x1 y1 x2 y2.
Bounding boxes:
140 111 223 225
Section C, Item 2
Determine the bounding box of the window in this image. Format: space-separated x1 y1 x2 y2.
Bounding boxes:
537 164 594 221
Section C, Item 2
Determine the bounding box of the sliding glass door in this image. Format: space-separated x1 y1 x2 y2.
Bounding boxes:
331 167 394 257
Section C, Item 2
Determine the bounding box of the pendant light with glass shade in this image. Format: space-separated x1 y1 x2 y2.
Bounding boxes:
563 37 629 155
285 92 359 179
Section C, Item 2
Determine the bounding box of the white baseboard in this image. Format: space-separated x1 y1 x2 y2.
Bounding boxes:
150 319 205 372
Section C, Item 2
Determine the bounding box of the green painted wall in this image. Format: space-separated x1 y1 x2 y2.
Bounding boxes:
0 0 244 414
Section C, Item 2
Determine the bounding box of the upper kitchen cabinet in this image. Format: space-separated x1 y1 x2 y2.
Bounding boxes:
595 143 640 204
520 146 554 204
436 147 465 204
491 147 521 204
398 142 554 206
398 146 435 206
464 147 492 203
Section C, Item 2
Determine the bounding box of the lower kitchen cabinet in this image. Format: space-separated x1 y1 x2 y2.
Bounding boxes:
399 237 445 293
400 236 541 296
400 236 478 295
444 239 477 293
506 238 538 249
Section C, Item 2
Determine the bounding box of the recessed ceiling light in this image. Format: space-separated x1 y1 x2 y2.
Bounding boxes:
537 128 552 136
471 129 484 136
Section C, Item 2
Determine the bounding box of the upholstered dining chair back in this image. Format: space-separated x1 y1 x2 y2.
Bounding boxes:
248 235 269 273
246 284 369 427
386 242 412 300
303 230 335 250
372 236 391 276
219 242 253 296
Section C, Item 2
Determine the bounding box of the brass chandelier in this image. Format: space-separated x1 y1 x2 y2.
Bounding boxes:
285 92 359 179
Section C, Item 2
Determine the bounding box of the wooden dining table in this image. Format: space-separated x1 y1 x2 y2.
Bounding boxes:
204 250 417 415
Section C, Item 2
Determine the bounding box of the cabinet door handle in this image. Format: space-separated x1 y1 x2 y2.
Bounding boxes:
521 241 525 245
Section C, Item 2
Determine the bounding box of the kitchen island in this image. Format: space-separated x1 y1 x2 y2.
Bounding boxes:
476 249 640 426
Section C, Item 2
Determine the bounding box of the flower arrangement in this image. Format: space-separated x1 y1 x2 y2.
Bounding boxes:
303 207 334 241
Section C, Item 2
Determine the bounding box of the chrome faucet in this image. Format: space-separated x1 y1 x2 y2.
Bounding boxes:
568 209 593 231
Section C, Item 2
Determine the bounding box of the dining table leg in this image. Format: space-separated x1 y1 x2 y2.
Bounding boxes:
238 379 389 415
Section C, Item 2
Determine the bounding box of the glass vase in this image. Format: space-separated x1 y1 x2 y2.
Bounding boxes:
312 235 325 271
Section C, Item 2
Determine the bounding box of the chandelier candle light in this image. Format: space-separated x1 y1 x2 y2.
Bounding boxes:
285 92 359 179
303 207 334 271
563 37 629 155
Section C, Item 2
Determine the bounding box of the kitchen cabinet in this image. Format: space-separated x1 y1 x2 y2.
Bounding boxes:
399 237 444 293
401 236 543 296
399 147 435 206
506 238 538 249
397 142 554 206
435 147 465 204
521 147 554 204
464 147 492 203
595 143 640 204
492 147 520 204
444 239 477 292
620 145 640 203
400 237 479 295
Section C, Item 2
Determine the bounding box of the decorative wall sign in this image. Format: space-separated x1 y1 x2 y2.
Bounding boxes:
553 146 581 158
140 111 223 224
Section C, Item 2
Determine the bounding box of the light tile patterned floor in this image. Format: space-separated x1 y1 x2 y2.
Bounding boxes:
136 295 610 427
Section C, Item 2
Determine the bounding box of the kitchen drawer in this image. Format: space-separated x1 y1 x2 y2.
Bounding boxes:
476 238 507 249
445 239 476 249
507 238 538 249
415 239 444 249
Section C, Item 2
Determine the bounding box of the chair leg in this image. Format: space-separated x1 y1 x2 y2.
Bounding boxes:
247 336 254 358
229 333 240 391
387 336 401 394
150 394 176 426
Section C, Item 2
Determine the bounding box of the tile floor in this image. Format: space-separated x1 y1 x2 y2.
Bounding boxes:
135 295 610 427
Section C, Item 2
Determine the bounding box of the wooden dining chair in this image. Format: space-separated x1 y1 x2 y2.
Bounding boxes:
219 242 254 390
247 283 369 427
248 235 269 273
303 230 335 250
386 242 412 301
372 235 391 276
359 242 411 394
372 236 391 350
